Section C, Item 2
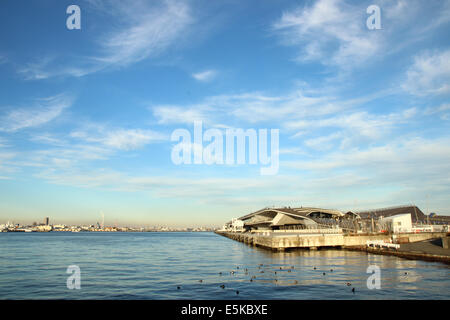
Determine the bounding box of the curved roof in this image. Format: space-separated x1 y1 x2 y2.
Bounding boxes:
238 207 343 223
356 205 426 223
292 207 344 217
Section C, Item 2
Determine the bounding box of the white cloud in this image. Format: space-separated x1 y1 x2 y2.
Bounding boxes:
286 108 418 146
34 167 295 199
19 0 194 79
101 129 166 150
70 126 166 151
286 137 450 177
272 0 381 68
150 87 415 151
153 104 211 124
0 94 72 132
403 50 450 96
192 70 217 82
304 132 343 151
272 0 450 72
424 103 450 120
97 0 193 66
151 90 347 125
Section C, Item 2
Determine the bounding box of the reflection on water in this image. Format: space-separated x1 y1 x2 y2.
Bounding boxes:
0 232 448 299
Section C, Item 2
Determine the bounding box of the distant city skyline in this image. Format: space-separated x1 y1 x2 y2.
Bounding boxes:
1 0 449 226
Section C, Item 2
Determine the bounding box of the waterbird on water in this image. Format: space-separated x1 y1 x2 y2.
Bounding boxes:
352 288 355 293
314 267 316 270
323 272 326 276
220 285 225 289
199 280 203 283
177 286 180 290
346 282 351 286
236 290 240 295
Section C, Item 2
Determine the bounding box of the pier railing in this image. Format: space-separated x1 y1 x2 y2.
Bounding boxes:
366 240 400 250
251 228 343 235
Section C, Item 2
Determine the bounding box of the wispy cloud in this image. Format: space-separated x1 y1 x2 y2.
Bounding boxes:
96 0 193 66
272 0 381 68
0 137 9 148
0 149 17 180
192 70 217 82
285 108 417 140
71 126 167 151
151 90 344 125
153 104 212 124
19 0 194 79
402 49 450 96
0 94 73 132
272 0 450 71
286 137 450 185
150 87 397 136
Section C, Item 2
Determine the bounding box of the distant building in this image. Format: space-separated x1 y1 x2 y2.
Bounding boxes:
222 205 449 234
379 213 412 233
356 205 427 223
231 218 244 232
45 217 49 226
232 207 344 232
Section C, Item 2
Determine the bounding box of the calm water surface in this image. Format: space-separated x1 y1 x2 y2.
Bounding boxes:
0 232 448 299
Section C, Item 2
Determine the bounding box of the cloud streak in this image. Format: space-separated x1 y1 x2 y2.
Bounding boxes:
0 94 73 132
192 70 217 82
272 0 381 68
403 49 450 96
19 0 194 79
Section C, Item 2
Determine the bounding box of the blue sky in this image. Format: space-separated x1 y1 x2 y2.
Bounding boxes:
0 0 449 227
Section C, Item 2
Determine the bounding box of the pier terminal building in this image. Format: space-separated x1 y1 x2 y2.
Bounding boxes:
223 205 450 234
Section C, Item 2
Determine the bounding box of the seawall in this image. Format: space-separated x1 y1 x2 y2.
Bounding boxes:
215 231 449 263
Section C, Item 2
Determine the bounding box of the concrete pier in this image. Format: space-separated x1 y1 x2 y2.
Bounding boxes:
215 231 449 262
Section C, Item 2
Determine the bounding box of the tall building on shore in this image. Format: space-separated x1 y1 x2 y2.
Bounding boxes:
45 217 49 226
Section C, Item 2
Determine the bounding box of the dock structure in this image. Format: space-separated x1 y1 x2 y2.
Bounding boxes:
216 205 450 262
215 230 447 251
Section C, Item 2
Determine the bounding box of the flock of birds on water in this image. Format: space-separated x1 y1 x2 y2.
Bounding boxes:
174 263 394 296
